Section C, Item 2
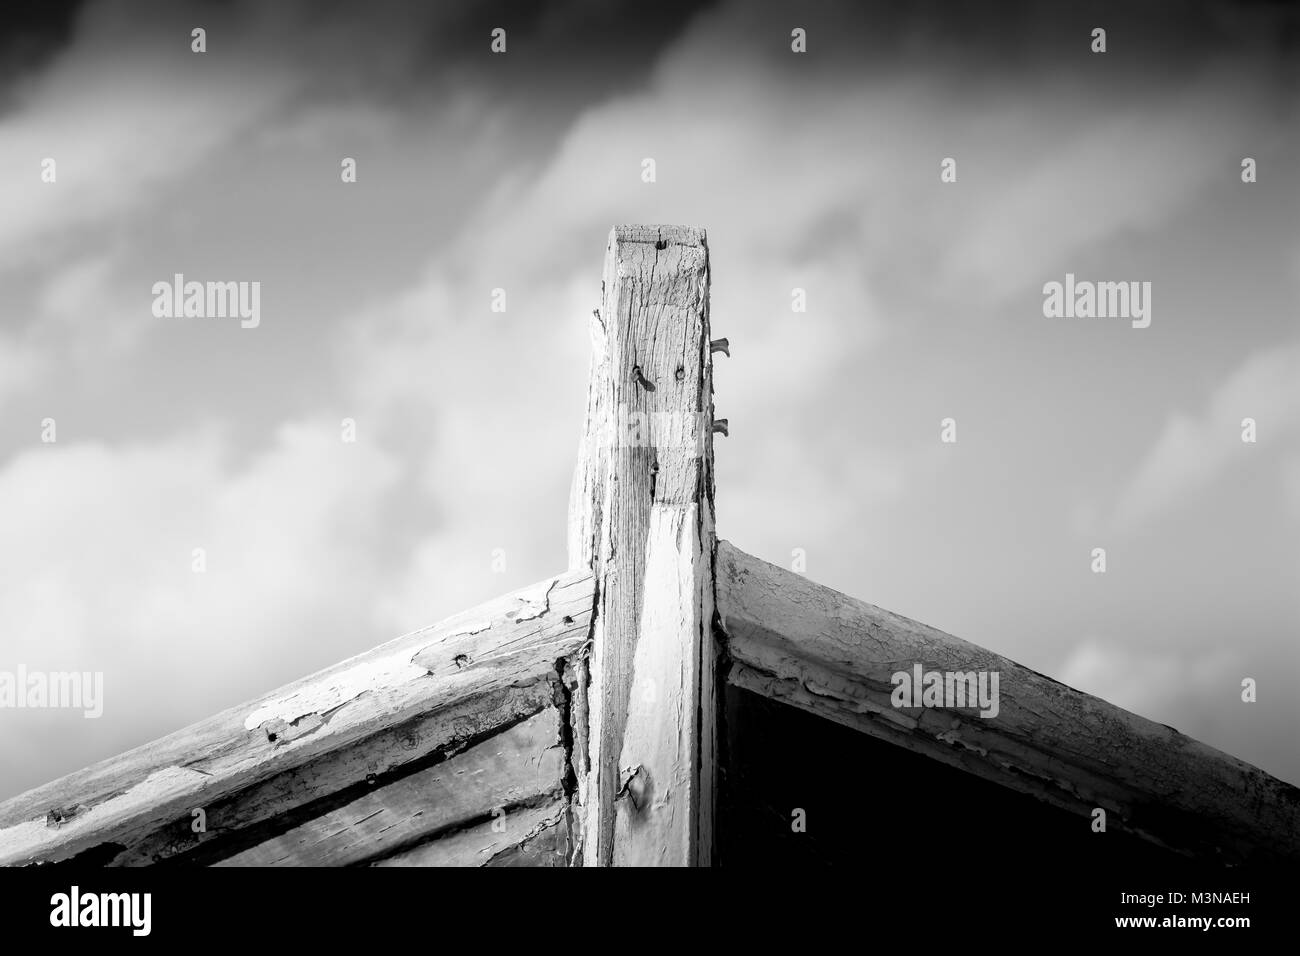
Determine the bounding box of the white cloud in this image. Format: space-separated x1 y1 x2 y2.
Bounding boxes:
0 336 46 409
1057 636 1299 786
0 421 402 790
337 264 594 631
1284 456 1300 524
1110 343 1300 531
942 76 1264 299
1057 638 1240 741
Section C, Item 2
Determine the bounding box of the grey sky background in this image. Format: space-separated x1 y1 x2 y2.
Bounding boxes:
1 0 1297 799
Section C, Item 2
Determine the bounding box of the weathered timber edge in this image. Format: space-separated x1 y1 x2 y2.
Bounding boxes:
715 539 1300 865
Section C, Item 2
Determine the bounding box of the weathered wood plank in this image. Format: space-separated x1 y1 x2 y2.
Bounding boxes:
0 570 594 866
716 540 1300 864
106 682 559 865
371 800 565 867
567 225 718 866
482 816 567 867
214 709 564 867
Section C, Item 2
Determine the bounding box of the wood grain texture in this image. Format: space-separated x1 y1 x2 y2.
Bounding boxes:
716 540 1300 864
370 800 565 867
567 225 717 866
0 570 594 866
482 815 567 867
105 682 558 865
215 709 565 867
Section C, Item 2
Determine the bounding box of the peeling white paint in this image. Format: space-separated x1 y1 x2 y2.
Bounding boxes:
244 653 429 731
936 727 989 756
510 578 556 623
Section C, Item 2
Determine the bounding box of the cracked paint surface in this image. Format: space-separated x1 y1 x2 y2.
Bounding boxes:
243 653 433 732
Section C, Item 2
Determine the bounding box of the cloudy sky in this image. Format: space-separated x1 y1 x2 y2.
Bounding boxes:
0 0 1297 799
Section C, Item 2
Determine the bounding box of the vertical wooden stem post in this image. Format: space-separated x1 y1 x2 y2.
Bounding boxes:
568 225 717 866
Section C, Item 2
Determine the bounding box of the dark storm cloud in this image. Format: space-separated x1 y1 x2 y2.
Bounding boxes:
0 0 85 97
9 0 1293 118
735 0 1300 85
1 0 723 120
403 0 725 105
